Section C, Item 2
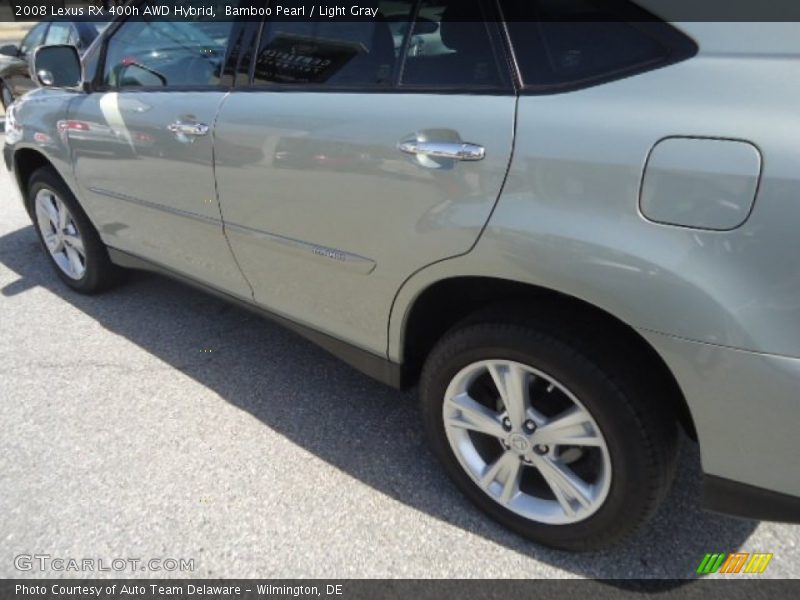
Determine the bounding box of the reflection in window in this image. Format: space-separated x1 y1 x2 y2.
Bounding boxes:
45 23 75 46
253 1 415 87
501 0 672 87
103 1 234 88
19 22 48 57
401 0 502 87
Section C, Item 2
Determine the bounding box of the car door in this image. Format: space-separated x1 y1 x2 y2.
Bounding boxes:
214 0 516 354
68 9 254 298
5 21 48 98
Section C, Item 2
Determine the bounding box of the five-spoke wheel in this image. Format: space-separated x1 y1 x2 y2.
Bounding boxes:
34 188 87 281
421 319 678 550
443 360 611 524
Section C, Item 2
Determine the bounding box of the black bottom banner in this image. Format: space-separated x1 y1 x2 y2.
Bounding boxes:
2 579 800 600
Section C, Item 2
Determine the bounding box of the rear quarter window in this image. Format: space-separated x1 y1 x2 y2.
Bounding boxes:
501 0 697 91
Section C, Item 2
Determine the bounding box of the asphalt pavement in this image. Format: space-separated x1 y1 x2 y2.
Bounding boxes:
0 141 798 581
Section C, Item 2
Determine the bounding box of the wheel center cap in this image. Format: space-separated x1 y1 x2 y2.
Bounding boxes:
508 434 530 454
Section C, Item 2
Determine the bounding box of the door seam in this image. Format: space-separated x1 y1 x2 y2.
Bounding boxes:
384 94 521 360
211 90 257 301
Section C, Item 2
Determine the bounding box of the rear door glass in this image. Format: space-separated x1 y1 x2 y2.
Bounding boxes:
253 1 415 87
401 0 506 88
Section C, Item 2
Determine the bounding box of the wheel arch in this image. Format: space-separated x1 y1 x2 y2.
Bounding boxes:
13 147 55 206
12 148 78 217
396 275 697 439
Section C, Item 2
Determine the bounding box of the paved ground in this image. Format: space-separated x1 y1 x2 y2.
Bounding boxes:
0 142 798 582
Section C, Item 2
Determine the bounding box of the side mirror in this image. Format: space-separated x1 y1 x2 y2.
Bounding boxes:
32 45 82 88
118 61 167 87
0 44 19 57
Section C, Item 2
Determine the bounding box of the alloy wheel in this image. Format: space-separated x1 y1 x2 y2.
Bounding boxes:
34 188 87 280
442 360 612 525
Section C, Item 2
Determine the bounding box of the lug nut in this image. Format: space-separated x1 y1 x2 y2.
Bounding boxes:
502 417 512 431
524 420 536 433
534 444 549 455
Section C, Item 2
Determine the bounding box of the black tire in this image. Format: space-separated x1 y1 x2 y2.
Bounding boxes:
0 80 13 110
27 167 123 294
420 316 678 551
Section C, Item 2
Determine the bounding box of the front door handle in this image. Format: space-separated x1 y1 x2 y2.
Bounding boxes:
398 140 486 161
167 121 210 137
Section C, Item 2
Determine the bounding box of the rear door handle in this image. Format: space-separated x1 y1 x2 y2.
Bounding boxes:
398 141 485 161
167 121 210 137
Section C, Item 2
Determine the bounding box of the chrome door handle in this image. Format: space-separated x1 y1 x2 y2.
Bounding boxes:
167 121 209 136
398 141 486 161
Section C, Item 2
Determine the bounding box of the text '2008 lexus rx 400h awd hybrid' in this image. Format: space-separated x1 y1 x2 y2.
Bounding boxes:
5 0 800 551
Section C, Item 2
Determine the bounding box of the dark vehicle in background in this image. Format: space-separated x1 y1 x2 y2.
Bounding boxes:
0 20 103 109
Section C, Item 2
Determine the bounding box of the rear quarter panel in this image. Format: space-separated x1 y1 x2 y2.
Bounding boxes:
391 50 800 361
389 33 800 498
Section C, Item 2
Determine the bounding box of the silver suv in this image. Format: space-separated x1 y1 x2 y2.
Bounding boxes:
5 0 800 550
